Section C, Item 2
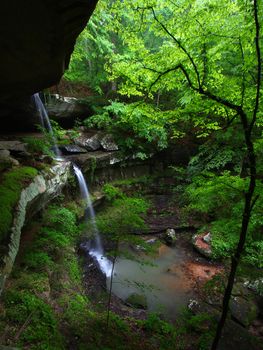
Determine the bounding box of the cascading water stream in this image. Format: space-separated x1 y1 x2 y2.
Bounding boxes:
33 93 62 159
73 164 112 277
33 92 111 276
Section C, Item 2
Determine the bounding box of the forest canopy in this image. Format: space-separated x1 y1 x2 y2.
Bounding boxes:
65 3 262 346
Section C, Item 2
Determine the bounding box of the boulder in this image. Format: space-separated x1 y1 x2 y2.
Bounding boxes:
0 141 27 153
192 232 212 258
146 238 157 244
229 296 258 327
217 317 262 350
75 132 101 151
244 278 263 296
46 95 92 126
0 150 19 170
203 232 211 244
100 134 118 151
188 299 262 350
162 228 177 246
126 293 147 309
60 144 87 154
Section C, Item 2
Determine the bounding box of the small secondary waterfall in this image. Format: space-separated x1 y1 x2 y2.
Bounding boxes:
33 93 62 159
33 92 111 276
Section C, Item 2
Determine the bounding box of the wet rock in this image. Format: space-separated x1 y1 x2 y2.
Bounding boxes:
229 296 258 327
60 144 87 154
192 233 212 258
75 133 101 151
0 149 19 170
146 238 157 244
134 244 146 252
232 282 251 298
100 134 118 151
217 318 262 350
126 293 147 309
244 278 263 296
188 299 262 350
203 232 211 244
162 228 177 246
46 95 92 125
0 149 10 157
0 141 27 153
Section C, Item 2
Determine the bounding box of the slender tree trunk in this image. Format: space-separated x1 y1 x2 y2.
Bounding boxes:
211 1 261 348
106 241 118 333
211 144 256 348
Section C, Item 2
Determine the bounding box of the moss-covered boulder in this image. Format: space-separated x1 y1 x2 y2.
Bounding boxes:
229 296 258 327
126 293 147 309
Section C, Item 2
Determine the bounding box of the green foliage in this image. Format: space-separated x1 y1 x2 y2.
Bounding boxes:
22 206 79 275
23 135 54 157
244 241 263 268
43 206 78 237
107 312 129 333
89 156 97 183
143 313 174 334
96 196 149 240
187 127 245 176
0 166 38 241
60 294 91 337
186 172 263 265
3 290 62 349
23 251 54 271
13 272 50 293
102 184 124 201
50 119 70 145
84 101 169 155
64 1 117 93
0 203 83 349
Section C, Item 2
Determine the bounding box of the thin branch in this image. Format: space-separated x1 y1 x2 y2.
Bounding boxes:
146 62 243 114
201 43 208 86
150 7 202 89
148 64 195 92
222 114 238 130
250 194 259 212
14 311 34 341
239 37 246 108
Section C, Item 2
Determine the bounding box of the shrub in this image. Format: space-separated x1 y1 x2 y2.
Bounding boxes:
102 184 124 201
43 206 78 237
23 136 53 156
23 251 54 271
4 290 62 349
186 171 263 266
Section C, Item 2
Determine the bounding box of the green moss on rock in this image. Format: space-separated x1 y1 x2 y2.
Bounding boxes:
0 167 38 242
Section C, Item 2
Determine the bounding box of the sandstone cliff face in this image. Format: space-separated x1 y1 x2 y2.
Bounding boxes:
0 161 71 295
0 0 98 127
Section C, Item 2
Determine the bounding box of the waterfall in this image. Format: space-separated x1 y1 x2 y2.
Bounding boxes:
73 164 112 277
33 93 62 159
33 92 111 277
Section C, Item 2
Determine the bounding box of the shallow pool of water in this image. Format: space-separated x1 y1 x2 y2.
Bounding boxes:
106 242 195 320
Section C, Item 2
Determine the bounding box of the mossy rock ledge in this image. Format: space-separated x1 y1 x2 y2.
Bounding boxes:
0 161 71 295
